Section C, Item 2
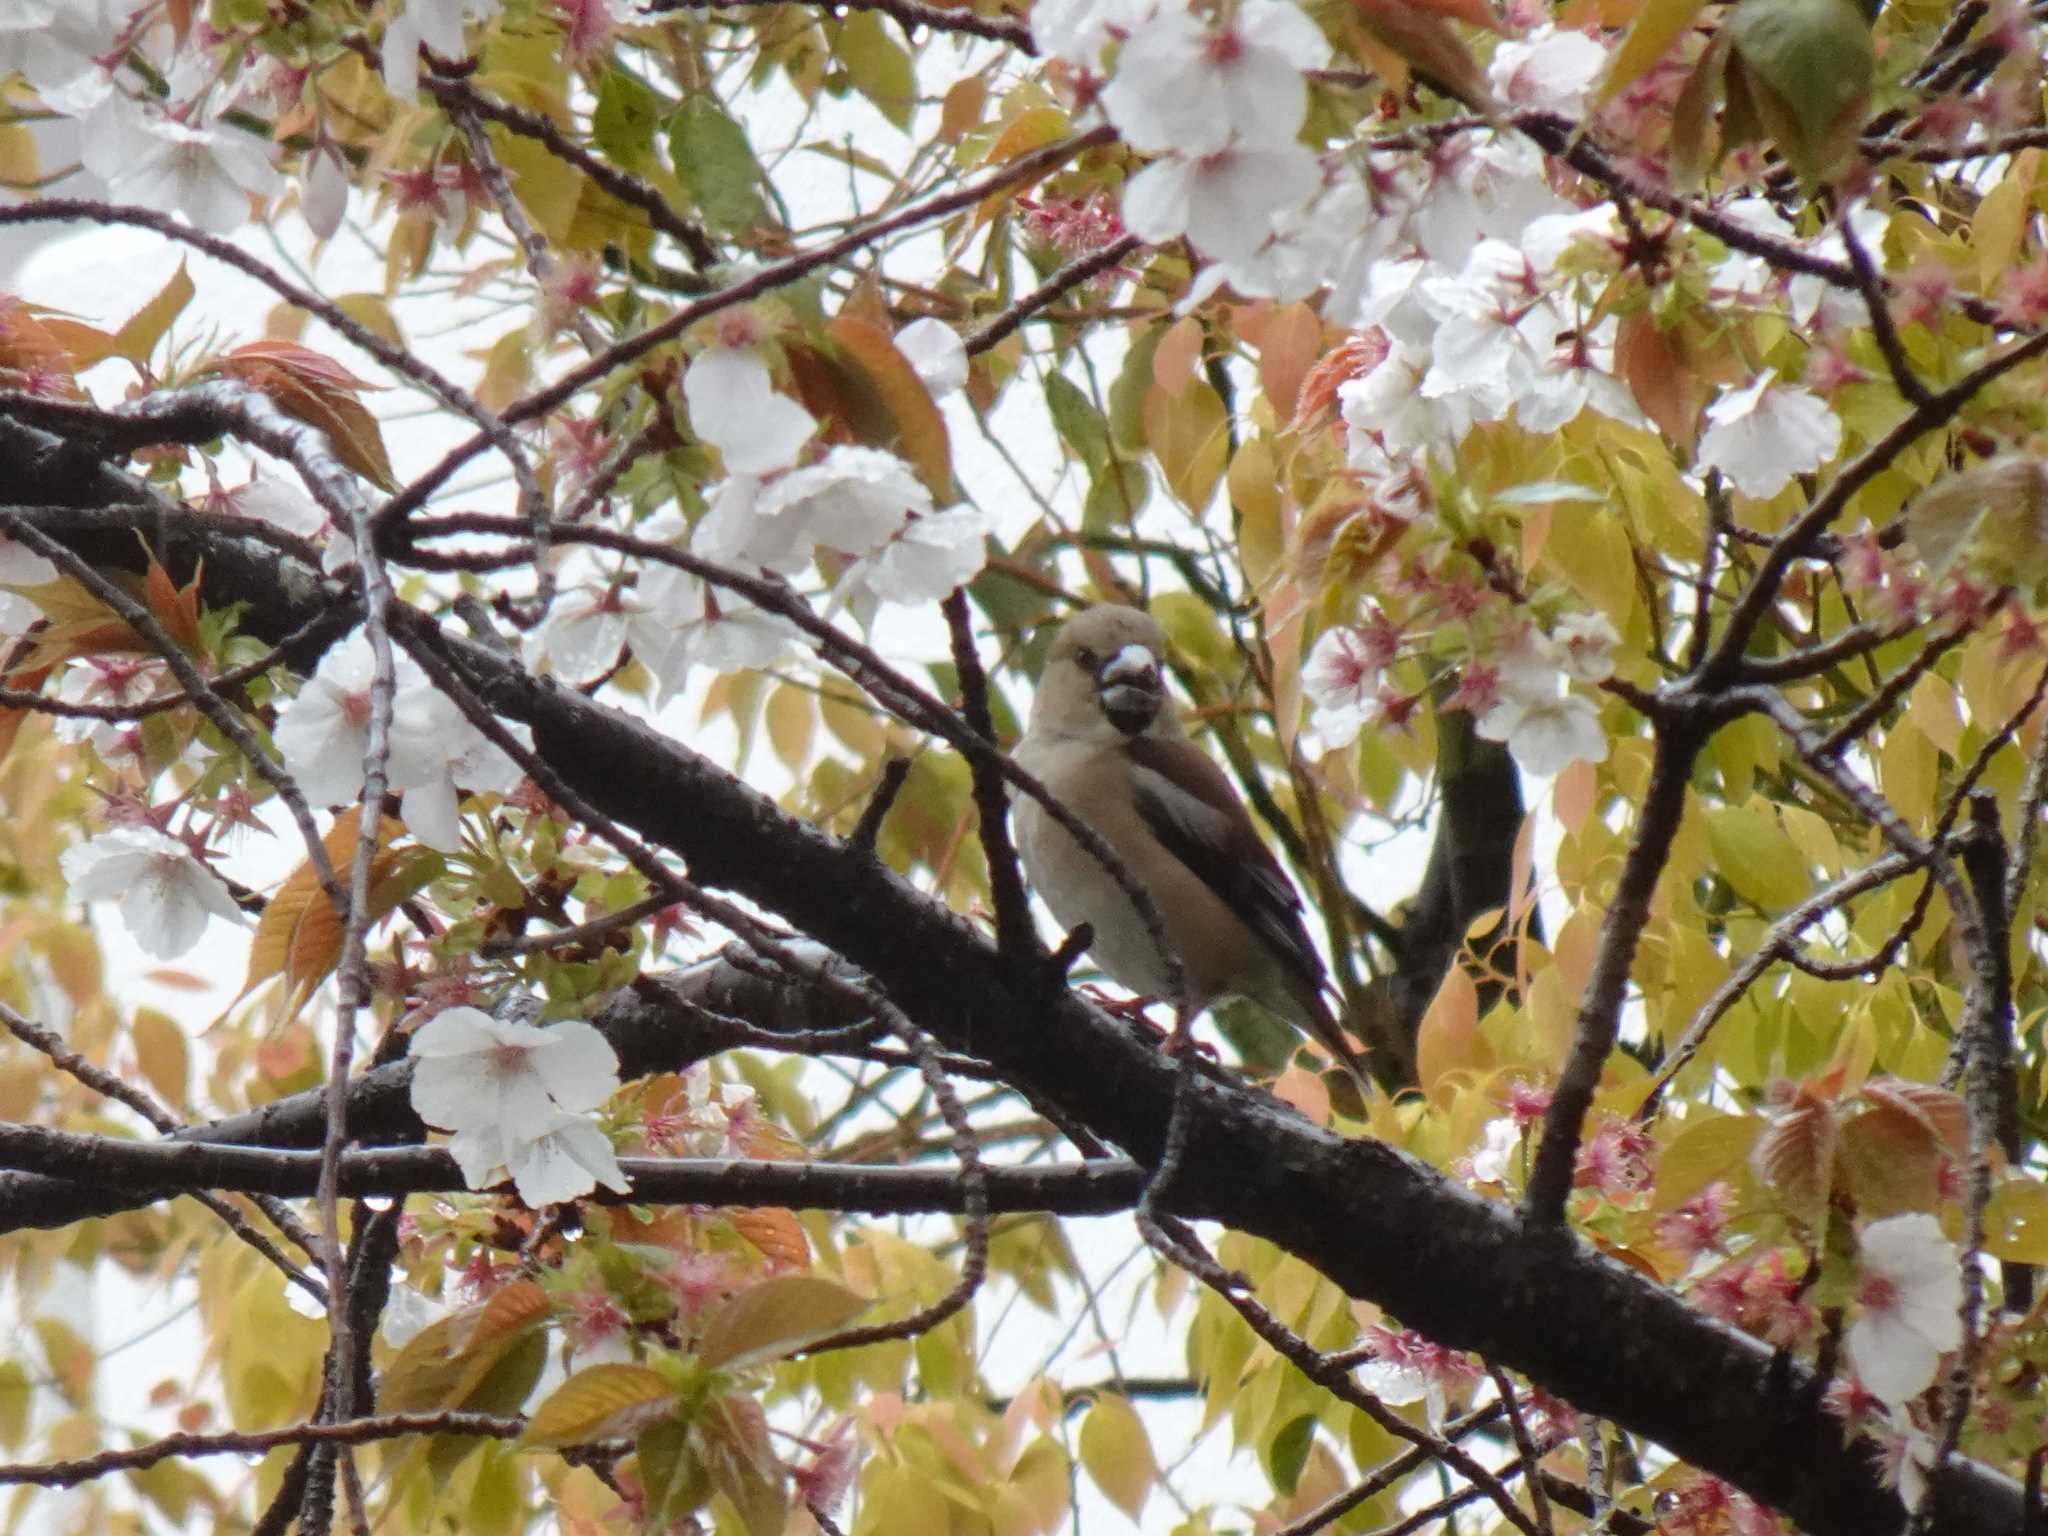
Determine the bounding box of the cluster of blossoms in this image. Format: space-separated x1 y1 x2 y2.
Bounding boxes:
273 629 528 853
1304 602 1619 775
1 0 284 235
406 1002 631 1207
531 339 991 693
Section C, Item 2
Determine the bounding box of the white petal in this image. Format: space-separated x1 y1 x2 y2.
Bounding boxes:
528 1019 621 1111
508 1112 631 1206
1846 1312 1942 1406
896 317 968 398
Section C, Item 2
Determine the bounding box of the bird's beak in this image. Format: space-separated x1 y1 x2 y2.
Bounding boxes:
1096 643 1163 735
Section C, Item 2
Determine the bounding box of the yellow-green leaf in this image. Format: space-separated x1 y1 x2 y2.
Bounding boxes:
695 1275 869 1370
523 1364 675 1447
111 260 194 367
1077 1393 1156 1520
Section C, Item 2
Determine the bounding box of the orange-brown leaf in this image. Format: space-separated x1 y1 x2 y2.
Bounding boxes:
822 316 955 500
730 1207 811 1271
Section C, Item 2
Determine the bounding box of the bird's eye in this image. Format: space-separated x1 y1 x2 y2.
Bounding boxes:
1073 647 1098 672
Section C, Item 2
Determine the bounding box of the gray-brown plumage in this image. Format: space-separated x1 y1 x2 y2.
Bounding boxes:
1013 605 1371 1091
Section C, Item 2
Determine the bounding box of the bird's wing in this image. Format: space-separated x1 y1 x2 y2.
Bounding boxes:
1121 734 1329 993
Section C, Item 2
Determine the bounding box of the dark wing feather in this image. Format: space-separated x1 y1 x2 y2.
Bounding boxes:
1122 736 1328 992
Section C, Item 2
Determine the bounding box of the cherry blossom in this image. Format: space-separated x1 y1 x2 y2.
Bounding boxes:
1462 1116 1523 1185
895 317 968 399
1029 0 1149 64
832 505 997 617
1100 0 1327 156
1844 1212 1963 1405
0 0 121 100
100 110 283 235
1353 1324 1483 1427
382 0 505 103
409 1004 629 1205
226 467 329 539
1302 625 1385 750
492 1108 633 1208
272 630 429 808
683 346 817 478
1487 24 1607 116
410 1006 620 1129
385 690 527 853
1697 370 1844 499
1340 341 1476 463
699 445 936 578
1121 140 1322 265
1551 611 1620 683
60 825 244 960
1476 641 1609 777
634 559 797 702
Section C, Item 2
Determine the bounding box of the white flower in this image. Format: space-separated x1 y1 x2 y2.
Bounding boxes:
634 561 796 703
1697 369 1843 499
0 532 61 640
409 1006 620 1133
1478 689 1607 776
895 318 968 399
1477 644 1608 777
701 445 933 578
1101 0 1327 156
0 0 120 99
531 586 635 681
1409 136 1570 268
386 691 526 853
1487 25 1607 116
1341 342 1475 463
1030 0 1150 63
1550 611 1620 683
501 1109 633 1207
60 826 244 960
102 111 282 235
301 145 349 239
1845 1212 1963 1406
1302 626 1383 750
272 631 426 808
833 506 996 612
1122 140 1322 265
228 468 329 539
1464 1117 1521 1184
444 1109 634 1207
683 346 817 477
381 0 503 102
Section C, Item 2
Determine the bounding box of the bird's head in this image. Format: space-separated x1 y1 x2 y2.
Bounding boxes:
1033 604 1172 740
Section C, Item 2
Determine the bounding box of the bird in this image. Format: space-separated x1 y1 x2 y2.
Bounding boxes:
1011 604 1374 1093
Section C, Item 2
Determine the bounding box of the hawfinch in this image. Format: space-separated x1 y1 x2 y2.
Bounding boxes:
1013 605 1371 1091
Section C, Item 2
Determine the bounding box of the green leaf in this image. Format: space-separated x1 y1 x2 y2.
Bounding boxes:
1704 798 1814 913
694 1275 870 1370
1045 371 1109 474
1082 458 1149 533
830 13 917 130
1725 0 1872 181
1266 1413 1318 1497
594 68 663 170
669 97 768 235
696 1393 787 1536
